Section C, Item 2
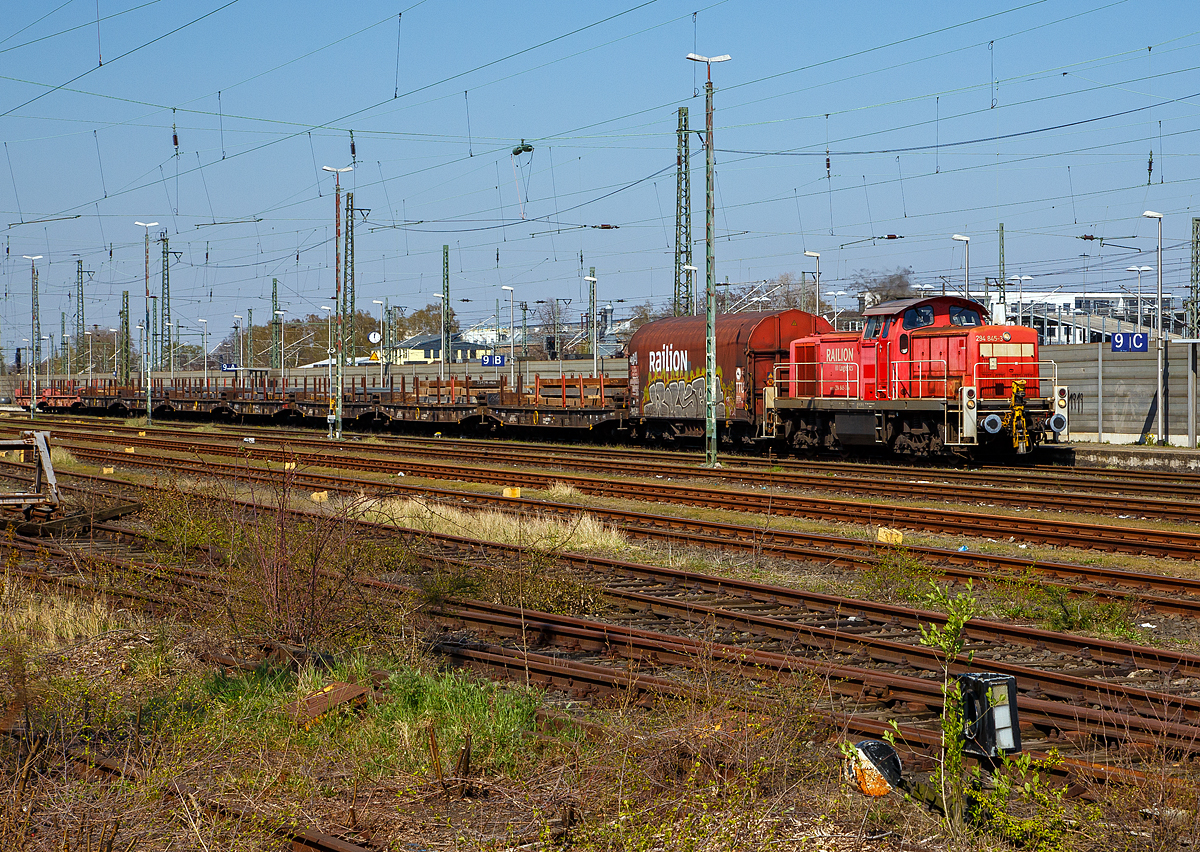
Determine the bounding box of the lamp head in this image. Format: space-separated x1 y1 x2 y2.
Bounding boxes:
134 221 158 228
952 234 969 243
322 165 353 174
501 285 513 292
21 255 42 261
584 276 597 282
804 251 820 258
1143 210 1163 219
682 264 698 272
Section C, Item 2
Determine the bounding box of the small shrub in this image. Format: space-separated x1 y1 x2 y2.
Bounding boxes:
968 750 1088 852
858 546 938 604
992 570 1139 640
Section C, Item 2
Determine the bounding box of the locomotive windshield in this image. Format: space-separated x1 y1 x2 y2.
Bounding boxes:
863 316 882 339
902 306 935 330
950 305 982 326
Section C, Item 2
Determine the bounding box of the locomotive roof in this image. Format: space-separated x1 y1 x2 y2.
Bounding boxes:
861 295 989 318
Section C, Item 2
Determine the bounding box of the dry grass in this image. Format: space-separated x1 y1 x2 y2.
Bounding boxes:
546 480 584 502
360 497 628 555
47 446 78 470
0 571 138 655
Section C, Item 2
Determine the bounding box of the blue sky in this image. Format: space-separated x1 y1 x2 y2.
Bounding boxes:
1 0 1198 349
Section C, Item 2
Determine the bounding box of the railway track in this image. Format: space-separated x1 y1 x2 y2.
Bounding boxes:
12 429 1200 786
17 418 1200 505
11 516 1184 787
41 432 1200 570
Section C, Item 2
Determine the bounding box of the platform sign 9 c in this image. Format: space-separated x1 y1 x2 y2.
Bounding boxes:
1112 333 1148 353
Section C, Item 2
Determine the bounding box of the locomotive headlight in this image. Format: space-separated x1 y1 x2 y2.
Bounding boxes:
1057 398 1066 408
967 399 975 410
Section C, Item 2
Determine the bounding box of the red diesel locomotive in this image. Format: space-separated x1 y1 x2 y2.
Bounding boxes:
629 295 1068 457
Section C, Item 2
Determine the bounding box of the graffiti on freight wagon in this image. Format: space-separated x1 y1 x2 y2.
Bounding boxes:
643 375 728 419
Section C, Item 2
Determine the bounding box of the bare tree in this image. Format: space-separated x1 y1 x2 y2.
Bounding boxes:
405 302 459 337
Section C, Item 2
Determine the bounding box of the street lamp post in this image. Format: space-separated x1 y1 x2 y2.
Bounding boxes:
22 255 41 419
135 326 144 410
197 319 208 391
134 221 158 424
687 49 731 469
275 309 286 394
1126 265 1153 331
164 322 174 389
501 285 515 391
803 251 820 315
1007 275 1032 325
433 293 446 383
41 336 49 394
584 274 598 377
372 299 385 386
832 290 847 329
1143 211 1165 443
952 234 970 300
322 164 353 440
320 305 333 435
233 315 243 371
681 265 699 314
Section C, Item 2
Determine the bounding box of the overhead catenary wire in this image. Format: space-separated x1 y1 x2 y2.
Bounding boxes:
4 143 23 224
0 0 242 120
7 3 1199 333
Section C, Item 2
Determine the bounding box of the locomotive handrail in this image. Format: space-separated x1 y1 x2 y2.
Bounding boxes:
889 358 948 399
772 361 861 399
971 359 1058 397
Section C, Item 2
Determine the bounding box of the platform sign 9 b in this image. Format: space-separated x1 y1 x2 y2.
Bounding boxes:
1112 332 1148 353
482 354 506 367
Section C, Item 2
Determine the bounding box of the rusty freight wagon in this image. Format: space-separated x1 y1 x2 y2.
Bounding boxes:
627 309 832 444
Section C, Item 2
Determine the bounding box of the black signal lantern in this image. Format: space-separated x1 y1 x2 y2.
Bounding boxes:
959 673 1021 759
350 130 356 161
172 124 178 149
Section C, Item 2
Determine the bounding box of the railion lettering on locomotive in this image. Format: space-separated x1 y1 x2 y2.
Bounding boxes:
826 347 857 362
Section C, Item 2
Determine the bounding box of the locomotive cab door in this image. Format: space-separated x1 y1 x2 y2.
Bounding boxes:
874 317 895 399
860 341 877 400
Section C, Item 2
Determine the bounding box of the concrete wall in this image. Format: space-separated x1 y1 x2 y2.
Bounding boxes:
1047 342 1199 446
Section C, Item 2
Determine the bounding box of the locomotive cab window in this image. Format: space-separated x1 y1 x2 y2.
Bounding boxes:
881 318 894 338
950 306 981 326
902 306 934 330
899 333 909 354
863 316 882 339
